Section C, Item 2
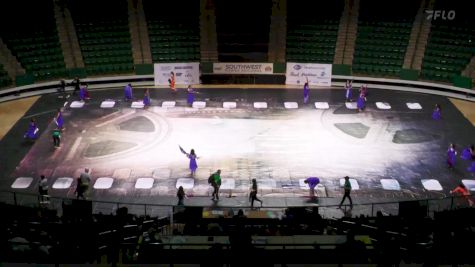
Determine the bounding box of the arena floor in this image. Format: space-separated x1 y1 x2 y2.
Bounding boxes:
1 86 475 218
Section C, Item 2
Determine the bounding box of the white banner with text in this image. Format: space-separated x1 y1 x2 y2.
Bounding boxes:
154 62 200 86
285 63 332 86
213 63 274 74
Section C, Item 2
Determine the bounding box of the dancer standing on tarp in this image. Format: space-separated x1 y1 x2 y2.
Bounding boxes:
447 143 458 169
303 77 309 104
24 118 39 141
187 85 195 106
54 109 64 131
432 104 441 120
345 80 353 102
180 146 199 177
357 89 366 112
461 144 474 160
79 84 90 101
169 71 176 92
124 83 133 102
143 89 151 107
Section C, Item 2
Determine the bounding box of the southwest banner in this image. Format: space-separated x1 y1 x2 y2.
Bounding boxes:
285 63 332 86
154 63 200 86
213 63 274 74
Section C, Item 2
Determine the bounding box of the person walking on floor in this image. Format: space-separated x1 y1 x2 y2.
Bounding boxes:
38 175 49 203
177 186 186 206
339 176 353 209
76 168 91 200
209 169 221 201
52 128 61 148
249 179 263 208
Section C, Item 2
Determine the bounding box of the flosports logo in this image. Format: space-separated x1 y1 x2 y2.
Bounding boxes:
425 10 455 21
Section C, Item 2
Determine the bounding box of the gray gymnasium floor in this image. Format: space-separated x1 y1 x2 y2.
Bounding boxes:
1 87 474 218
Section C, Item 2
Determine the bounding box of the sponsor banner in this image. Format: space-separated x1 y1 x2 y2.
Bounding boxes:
213 63 274 74
285 63 332 86
154 63 200 86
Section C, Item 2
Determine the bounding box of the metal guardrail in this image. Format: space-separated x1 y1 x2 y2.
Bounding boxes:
1 189 472 219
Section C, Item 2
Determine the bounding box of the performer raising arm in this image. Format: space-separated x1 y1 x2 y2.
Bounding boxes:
180 146 199 177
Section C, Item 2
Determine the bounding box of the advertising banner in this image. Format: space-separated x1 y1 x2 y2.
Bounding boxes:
154 63 200 86
285 63 332 86
213 63 274 74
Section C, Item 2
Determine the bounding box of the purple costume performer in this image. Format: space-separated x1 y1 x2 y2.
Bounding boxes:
345 81 352 102
180 146 198 176
304 177 320 198
468 162 475 172
143 90 151 106
79 85 89 101
124 83 133 101
24 119 39 140
357 92 366 111
432 104 441 120
187 86 195 106
447 144 457 169
461 146 474 160
303 82 309 104
54 109 64 130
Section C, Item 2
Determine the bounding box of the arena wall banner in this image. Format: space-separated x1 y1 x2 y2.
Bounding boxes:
154 63 200 86
285 63 332 86
213 63 274 74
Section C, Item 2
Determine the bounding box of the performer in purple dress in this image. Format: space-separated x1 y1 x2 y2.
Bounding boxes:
79 84 90 101
468 162 475 172
180 146 199 177
54 109 64 130
143 89 151 107
447 143 457 169
303 78 309 104
360 83 368 98
345 80 352 102
432 104 441 120
187 85 195 106
357 91 366 111
24 118 39 140
124 83 133 102
461 145 474 160
304 177 320 199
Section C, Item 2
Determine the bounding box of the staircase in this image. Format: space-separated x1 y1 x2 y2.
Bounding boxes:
403 0 427 69
267 0 287 63
342 0 359 65
53 0 84 68
333 0 351 64
128 0 152 64
0 38 25 80
199 0 218 62
409 0 434 70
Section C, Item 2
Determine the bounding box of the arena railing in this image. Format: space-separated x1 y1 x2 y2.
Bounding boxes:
0 189 472 222
1 73 474 103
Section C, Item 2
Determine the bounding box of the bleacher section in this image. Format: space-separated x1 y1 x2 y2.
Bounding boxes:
0 0 67 81
0 64 12 88
215 0 272 62
352 0 419 77
286 0 343 64
421 1 475 82
143 0 200 63
68 0 133 76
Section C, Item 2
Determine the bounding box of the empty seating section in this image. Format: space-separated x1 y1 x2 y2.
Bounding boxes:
286 0 343 64
144 0 200 63
68 0 133 76
215 0 272 62
421 2 475 82
0 64 12 88
353 0 418 77
0 0 66 81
